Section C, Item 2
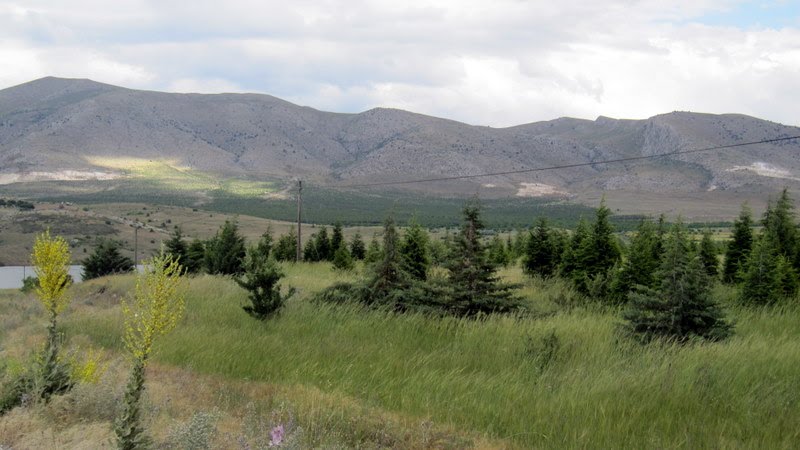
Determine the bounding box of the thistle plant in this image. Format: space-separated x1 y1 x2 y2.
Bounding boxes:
31 229 74 400
115 253 186 449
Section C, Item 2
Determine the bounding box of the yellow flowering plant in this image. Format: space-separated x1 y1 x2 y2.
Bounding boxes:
28 230 75 401
116 252 185 449
31 229 72 318
122 252 186 363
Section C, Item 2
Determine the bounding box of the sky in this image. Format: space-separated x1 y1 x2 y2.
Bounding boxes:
0 0 798 127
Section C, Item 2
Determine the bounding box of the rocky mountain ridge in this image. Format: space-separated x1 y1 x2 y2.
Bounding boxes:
1 77 799 199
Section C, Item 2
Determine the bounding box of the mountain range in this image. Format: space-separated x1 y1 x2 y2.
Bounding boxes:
1 76 799 204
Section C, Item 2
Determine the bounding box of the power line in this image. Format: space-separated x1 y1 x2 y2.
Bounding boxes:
336 135 800 188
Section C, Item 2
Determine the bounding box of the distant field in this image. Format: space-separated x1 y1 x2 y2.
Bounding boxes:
0 177 659 230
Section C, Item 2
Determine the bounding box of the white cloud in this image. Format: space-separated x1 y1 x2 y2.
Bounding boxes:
0 0 798 127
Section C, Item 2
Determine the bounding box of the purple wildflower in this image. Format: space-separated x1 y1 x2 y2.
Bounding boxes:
269 424 285 447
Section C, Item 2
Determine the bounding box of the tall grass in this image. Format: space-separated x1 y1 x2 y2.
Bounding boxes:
60 264 800 448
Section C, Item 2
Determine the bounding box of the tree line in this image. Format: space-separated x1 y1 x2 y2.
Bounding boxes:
79 189 800 343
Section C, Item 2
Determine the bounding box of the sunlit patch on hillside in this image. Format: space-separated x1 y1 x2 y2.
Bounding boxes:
728 162 799 181
0 170 120 185
83 156 280 198
516 182 569 198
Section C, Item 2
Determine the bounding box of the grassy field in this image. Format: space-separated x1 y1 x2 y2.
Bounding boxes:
2 263 799 448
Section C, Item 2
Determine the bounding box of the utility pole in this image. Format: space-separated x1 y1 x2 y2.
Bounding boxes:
296 180 302 262
134 224 139 266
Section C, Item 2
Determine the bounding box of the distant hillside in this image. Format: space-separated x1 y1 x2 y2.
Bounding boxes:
1 77 799 202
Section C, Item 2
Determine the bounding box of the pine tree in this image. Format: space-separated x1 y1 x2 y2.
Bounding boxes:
332 245 355 272
184 240 205 274
623 222 732 343
512 229 527 259
350 232 366 260
315 226 332 262
609 219 662 303
763 188 797 262
400 220 431 281
428 235 450 266
204 220 246 275
163 227 188 267
444 201 521 316
303 234 320 262
82 239 134 280
366 217 408 301
236 248 294 319
487 234 511 268
364 234 383 264
723 205 753 283
254 227 273 259
582 198 621 275
331 222 344 253
698 230 719 278
740 234 784 305
559 218 590 278
273 229 298 262
571 199 621 296
523 217 560 278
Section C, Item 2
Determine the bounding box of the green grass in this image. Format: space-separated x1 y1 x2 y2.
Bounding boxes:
58 264 800 449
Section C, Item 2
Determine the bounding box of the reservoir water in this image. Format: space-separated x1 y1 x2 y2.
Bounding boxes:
0 265 143 289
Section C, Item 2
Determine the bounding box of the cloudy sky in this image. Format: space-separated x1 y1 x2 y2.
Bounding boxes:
0 0 798 127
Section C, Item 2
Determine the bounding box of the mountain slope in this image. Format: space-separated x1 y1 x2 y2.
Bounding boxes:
1 77 799 199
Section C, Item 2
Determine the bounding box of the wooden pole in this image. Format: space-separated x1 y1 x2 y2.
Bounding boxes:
296 180 302 262
134 224 139 266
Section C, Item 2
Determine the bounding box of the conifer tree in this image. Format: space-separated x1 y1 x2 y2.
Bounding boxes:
723 205 753 283
400 220 431 281
163 227 188 268
488 234 511 268
331 222 345 253
762 188 797 262
740 234 784 305
254 227 273 259
572 199 621 296
366 217 408 300
303 234 320 262
273 229 297 262
444 201 521 316
609 219 662 303
559 218 590 277
364 234 383 264
332 245 355 272
523 217 560 278
698 230 719 278
623 222 731 343
204 220 246 275
428 236 450 266
82 239 134 280
512 229 527 259
582 198 621 275
350 232 366 260
315 226 332 261
184 240 205 274
236 247 294 319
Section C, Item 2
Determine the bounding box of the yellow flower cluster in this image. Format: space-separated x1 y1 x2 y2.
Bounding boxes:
31 229 72 316
69 349 108 384
122 253 186 363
